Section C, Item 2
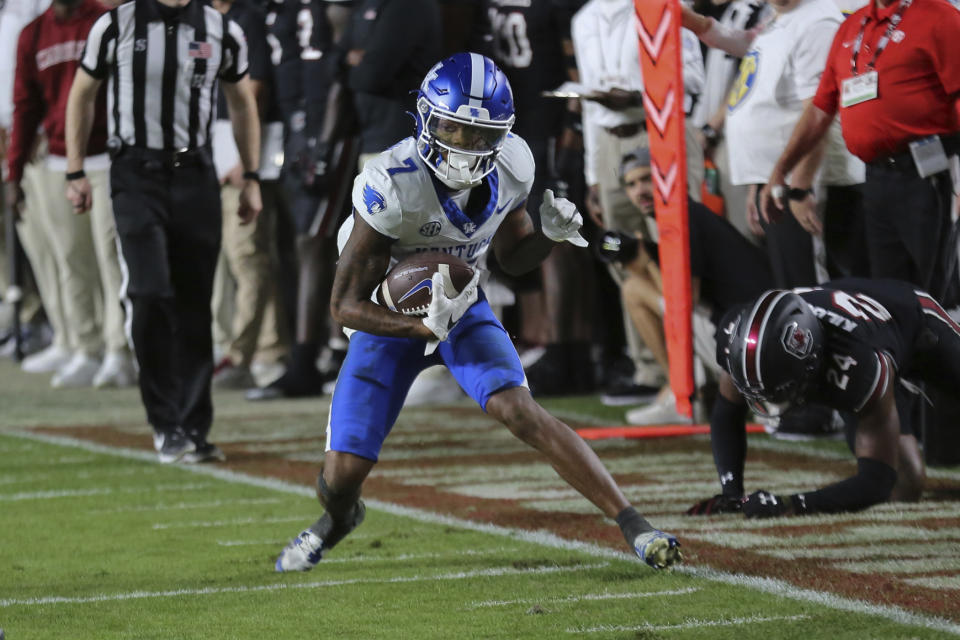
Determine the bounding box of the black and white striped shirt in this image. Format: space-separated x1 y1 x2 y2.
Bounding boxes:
80 0 248 151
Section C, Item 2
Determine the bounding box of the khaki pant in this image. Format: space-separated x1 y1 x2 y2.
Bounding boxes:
23 163 126 355
212 180 287 367
594 120 705 383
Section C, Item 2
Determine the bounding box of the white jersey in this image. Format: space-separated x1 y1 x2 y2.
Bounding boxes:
724 0 863 186
339 135 535 276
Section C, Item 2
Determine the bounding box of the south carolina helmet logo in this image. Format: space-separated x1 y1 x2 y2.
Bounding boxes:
728 51 759 111
362 184 386 214
781 321 813 359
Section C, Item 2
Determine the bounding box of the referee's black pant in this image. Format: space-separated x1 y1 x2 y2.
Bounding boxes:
110 147 221 444
862 163 955 300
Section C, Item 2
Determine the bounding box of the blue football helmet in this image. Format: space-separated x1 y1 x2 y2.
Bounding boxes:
415 52 515 189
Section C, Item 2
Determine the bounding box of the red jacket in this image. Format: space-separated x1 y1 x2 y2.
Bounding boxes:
7 0 108 184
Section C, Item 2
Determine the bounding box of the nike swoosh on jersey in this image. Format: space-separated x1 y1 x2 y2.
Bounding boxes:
496 199 515 214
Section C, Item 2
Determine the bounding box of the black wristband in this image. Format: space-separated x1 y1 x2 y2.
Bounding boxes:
66 170 86 181
242 170 260 182
787 187 814 201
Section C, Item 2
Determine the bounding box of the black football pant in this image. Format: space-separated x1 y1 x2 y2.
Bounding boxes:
110 148 221 444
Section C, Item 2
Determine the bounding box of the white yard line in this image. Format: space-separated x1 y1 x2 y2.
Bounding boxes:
91 497 283 514
0 562 609 608
0 483 213 501
7 429 960 636
152 515 311 530
748 438 960 481
469 587 700 609
568 614 810 633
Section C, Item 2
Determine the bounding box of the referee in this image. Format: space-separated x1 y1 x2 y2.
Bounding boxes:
64 0 262 463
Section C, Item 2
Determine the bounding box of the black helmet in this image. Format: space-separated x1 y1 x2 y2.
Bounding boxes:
717 290 824 408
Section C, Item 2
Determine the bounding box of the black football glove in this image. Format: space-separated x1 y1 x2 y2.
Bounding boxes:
741 489 795 518
686 494 743 516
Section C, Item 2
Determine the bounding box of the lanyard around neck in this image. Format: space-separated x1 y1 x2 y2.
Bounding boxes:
850 0 912 75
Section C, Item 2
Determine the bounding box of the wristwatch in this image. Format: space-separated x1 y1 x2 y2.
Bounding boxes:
700 124 720 143
787 187 814 201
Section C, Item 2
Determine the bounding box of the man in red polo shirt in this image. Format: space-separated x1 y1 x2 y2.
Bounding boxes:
760 0 960 464
762 0 960 291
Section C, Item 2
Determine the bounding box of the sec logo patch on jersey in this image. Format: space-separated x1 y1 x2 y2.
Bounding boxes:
419 221 442 237
728 51 759 111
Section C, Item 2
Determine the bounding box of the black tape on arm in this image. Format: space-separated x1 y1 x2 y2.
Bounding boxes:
792 457 897 515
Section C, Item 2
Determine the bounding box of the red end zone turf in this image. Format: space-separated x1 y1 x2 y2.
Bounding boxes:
575 423 767 439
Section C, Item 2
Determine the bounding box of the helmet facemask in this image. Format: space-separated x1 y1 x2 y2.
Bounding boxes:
416 97 514 190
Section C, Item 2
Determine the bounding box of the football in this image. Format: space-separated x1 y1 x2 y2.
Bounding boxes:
376 252 475 316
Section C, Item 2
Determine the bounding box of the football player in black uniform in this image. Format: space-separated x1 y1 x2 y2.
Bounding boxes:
688 278 960 517
248 0 352 400
485 0 596 395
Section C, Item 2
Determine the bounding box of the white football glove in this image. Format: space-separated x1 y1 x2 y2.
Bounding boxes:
539 188 588 247
422 271 480 344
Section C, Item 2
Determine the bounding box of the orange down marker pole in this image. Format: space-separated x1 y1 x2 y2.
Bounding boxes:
634 0 694 418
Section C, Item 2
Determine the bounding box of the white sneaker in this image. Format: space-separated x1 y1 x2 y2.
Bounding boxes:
625 394 693 426
404 365 463 406
51 353 102 388
21 345 72 374
212 363 256 389
251 361 286 387
93 351 137 388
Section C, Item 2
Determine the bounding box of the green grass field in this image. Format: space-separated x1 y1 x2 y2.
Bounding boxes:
2 358 959 639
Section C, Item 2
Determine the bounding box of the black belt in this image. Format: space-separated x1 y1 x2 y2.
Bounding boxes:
869 134 960 177
112 144 212 169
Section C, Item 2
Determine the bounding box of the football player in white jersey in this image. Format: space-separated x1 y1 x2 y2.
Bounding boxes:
276 53 682 572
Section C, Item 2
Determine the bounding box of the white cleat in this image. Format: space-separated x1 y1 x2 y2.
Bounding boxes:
275 529 325 572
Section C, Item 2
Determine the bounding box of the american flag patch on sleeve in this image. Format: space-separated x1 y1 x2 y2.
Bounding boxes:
188 41 212 58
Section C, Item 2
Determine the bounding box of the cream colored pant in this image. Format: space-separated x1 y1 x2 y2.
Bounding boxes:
212 181 287 366
594 120 705 382
22 163 126 355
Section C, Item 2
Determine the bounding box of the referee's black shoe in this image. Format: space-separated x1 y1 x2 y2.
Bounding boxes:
155 428 196 464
